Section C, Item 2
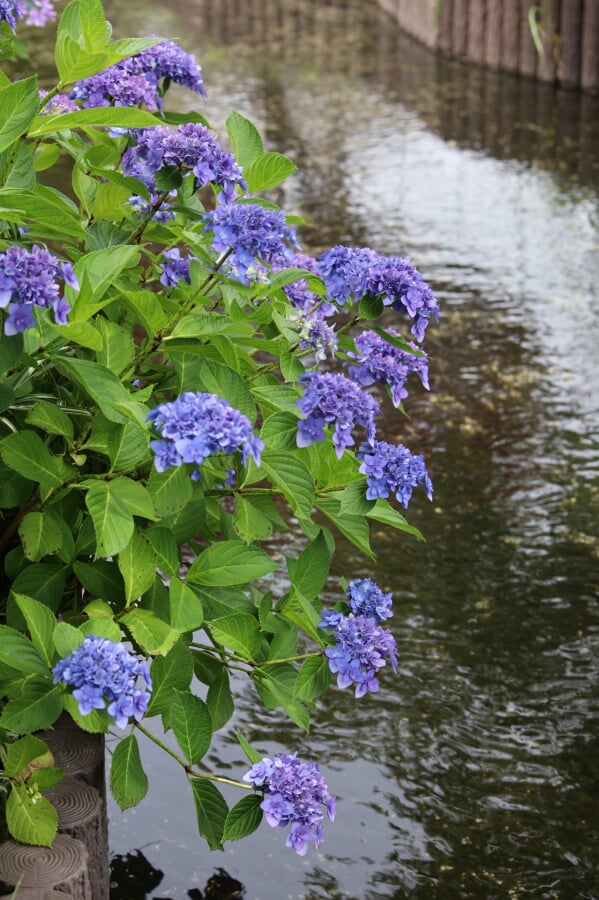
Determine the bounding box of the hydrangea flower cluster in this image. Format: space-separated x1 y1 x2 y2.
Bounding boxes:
1 0 55 30
0 245 78 335
244 753 336 856
122 124 245 201
52 635 152 729
358 439 433 507
346 577 393 622
348 328 430 406
296 371 379 458
204 202 299 283
318 245 439 340
39 89 78 115
147 391 264 477
159 248 192 287
288 308 338 362
319 608 398 698
69 40 206 110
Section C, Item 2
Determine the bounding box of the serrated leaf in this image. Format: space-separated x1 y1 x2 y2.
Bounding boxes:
233 494 273 543
169 578 203 632
206 669 233 731
4 735 52 778
186 540 277 586
286 530 332 600
118 529 157 606
190 778 228 851
366 498 425 540
294 656 331 701
315 495 375 560
245 151 297 192
6 782 58 846
61 694 110 732
110 477 156 521
236 730 263 765
280 588 324 645
259 451 314 520
0 431 74 491
30 106 161 137
25 400 74 441
209 613 264 661
223 794 263 842
0 76 39 154
260 411 300 451
52 621 84 658
85 480 135 557
147 465 193 518
13 593 56 666
51 355 146 427
171 691 212 764
121 608 179 656
0 677 64 734
0 626 50 674
146 639 193 720
110 735 148 811
339 479 376 516
18 512 63 563
226 110 264 168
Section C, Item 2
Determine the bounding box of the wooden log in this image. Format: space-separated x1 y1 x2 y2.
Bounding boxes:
452 0 469 57
46 778 108 900
559 0 584 87
1 891 69 898
37 715 104 792
484 0 502 68
0 835 91 899
501 0 521 72
467 0 486 64
580 0 599 92
437 0 454 53
537 0 560 83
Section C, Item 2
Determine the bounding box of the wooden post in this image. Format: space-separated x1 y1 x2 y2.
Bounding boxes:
0 836 91 899
468 0 487 65
580 0 599 92
501 0 521 72
452 0 469 57
559 0 584 87
484 0 502 68
537 0 560 83
519 0 538 78
438 0 455 53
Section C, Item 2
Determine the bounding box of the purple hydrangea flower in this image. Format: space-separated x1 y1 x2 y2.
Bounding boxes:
296 371 380 458
147 391 263 477
39 89 78 115
122 124 245 201
287 308 338 362
318 611 398 698
318 245 439 341
127 191 177 224
348 329 430 406
20 0 55 26
69 39 206 111
204 202 299 284
52 635 152 729
0 245 78 335
0 0 21 30
244 752 335 856
159 248 192 286
358 439 433 508
346 577 393 622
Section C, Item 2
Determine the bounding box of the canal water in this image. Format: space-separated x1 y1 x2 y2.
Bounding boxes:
22 0 599 896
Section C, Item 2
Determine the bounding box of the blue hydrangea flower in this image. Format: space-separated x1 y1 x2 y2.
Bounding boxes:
39 89 78 114
122 124 245 201
127 191 177 224
318 245 439 340
318 610 398 698
0 0 21 29
204 202 299 284
159 248 192 286
348 329 430 406
147 391 263 477
358 439 433 508
52 635 152 729
287 308 338 362
244 752 336 856
296 371 379 458
0 245 78 335
346 578 393 622
1 0 55 30
69 39 206 111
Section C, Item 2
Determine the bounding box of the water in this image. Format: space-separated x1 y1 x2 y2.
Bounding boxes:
23 0 599 895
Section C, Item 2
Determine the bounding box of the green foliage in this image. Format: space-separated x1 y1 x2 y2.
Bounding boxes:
0 0 434 856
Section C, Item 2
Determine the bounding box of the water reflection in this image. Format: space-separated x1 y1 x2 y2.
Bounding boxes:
15 0 599 896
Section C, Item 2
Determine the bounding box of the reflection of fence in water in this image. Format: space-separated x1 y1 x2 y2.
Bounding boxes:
185 0 599 191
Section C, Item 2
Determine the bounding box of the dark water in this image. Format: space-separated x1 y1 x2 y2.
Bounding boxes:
23 0 599 896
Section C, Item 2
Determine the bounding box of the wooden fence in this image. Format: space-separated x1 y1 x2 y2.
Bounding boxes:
377 0 599 92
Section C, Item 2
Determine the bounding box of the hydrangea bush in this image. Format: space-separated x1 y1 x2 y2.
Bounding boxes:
0 0 437 856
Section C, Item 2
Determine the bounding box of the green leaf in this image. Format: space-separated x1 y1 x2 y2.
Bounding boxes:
366 498 425 540
0 626 50 674
209 614 264 661
18 513 63 563
233 494 273 543
260 411 300 451
96 319 134 375
169 578 203 632
2 140 35 190
294 656 331 701
145 526 179 577
186 541 277 586
279 588 323 645
236 730 263 765
0 76 39 154
52 621 84 658
287 530 332 600
226 110 264 168
109 477 156 521
251 383 301 417
110 735 148 811
244 151 297 192
13 593 56 666
51 355 147 428
68 246 141 319
315 495 375 559
147 466 193 518
259 451 314 520
338 479 375 516
194 358 256 422
121 608 179 656
25 401 74 441
146 639 193 720
6 782 58 847
223 794 263 843
360 293 384 319
0 431 74 491
77 0 111 50
254 665 310 732
72 559 125 607
171 691 212 764
11 562 68 612
4 735 52 778
118 529 157 606
206 670 233 731
107 423 150 473
85 480 135 557
61 694 110 733
0 185 83 239
0 677 64 734
190 778 228 851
